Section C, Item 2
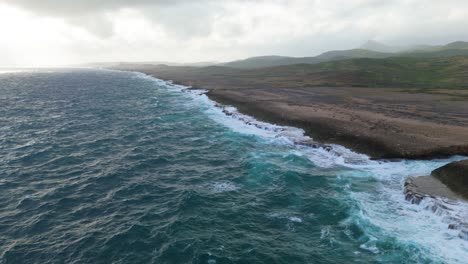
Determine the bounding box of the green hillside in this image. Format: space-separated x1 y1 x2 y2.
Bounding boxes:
307 56 468 88
219 55 291 68
121 55 468 90
221 49 392 69
244 56 468 89
222 41 468 69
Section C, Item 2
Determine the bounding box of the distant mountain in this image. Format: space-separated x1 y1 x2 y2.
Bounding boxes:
440 41 468 50
359 40 468 53
221 41 468 69
222 49 393 69
401 41 468 53
314 49 391 60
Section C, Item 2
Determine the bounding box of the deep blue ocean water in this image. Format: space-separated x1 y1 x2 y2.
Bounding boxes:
0 69 467 264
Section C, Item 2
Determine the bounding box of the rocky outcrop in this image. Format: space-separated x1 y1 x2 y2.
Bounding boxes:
293 139 333 151
431 160 468 199
404 175 468 240
404 176 461 204
214 103 334 152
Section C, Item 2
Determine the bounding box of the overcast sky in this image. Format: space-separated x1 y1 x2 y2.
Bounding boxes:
1 0 468 67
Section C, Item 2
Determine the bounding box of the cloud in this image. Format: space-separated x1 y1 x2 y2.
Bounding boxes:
1 0 468 66
1 0 180 15
0 0 216 37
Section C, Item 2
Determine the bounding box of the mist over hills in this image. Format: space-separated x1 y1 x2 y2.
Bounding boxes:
359 40 406 53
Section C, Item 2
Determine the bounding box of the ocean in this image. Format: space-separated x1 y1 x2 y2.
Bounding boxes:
0 69 467 263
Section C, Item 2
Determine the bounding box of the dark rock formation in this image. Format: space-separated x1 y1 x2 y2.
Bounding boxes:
431 160 468 199
293 139 333 151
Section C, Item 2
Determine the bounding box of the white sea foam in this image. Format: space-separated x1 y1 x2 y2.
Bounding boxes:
359 236 380 254
267 212 303 225
289 216 303 223
207 181 239 194
181 89 375 168
320 226 331 239
135 71 468 263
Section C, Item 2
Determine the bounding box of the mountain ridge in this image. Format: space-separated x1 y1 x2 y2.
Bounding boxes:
221 41 468 69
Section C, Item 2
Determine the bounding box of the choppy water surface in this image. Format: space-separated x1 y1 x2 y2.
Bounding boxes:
0 69 467 263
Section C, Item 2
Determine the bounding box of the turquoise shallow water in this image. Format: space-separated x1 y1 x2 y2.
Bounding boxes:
0 69 467 263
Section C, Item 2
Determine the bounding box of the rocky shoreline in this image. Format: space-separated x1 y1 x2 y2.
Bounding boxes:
210 84 468 203
213 92 468 202
110 65 468 160
404 160 468 203
209 87 468 205
215 102 334 151
113 67 468 203
205 89 468 160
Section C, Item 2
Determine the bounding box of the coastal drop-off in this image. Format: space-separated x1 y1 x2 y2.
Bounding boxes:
0 69 467 263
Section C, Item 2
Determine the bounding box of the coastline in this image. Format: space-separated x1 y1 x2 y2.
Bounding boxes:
205 89 410 160
115 68 468 199
177 85 468 160
206 86 468 199
210 90 468 201
109 65 468 160
204 88 468 160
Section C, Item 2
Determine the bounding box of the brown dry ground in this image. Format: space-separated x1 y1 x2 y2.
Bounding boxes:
114 65 468 159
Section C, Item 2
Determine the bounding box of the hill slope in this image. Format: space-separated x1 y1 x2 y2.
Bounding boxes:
222 41 468 69
135 56 468 89
222 49 393 69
